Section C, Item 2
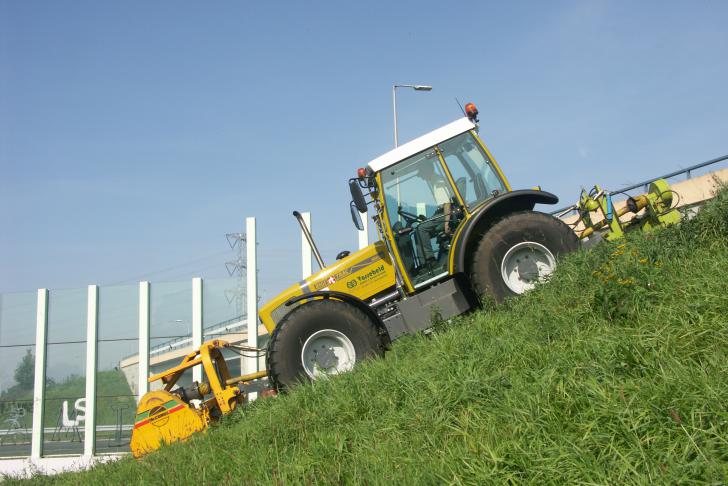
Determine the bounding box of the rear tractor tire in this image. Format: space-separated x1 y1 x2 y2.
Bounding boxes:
267 299 384 391
470 210 579 303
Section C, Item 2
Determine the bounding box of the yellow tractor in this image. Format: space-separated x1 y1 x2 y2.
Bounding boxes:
133 102 579 455
259 102 579 390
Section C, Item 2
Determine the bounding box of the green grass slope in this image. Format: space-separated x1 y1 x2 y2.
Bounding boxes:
27 188 728 485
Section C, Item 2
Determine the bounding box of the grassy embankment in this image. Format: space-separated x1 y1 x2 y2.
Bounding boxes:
21 186 728 484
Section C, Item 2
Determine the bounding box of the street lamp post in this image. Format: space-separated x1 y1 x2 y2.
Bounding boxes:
392 84 432 147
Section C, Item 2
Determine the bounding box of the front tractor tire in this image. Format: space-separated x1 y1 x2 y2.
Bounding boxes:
470 211 579 303
267 299 384 391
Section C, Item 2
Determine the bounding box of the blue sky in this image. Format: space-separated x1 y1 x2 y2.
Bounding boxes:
2 1 727 299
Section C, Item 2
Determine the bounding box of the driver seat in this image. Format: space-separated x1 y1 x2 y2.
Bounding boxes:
392 221 417 276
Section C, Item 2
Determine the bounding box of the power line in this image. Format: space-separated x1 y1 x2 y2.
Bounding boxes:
102 250 232 286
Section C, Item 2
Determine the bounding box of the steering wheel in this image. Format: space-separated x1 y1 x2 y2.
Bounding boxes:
398 207 423 225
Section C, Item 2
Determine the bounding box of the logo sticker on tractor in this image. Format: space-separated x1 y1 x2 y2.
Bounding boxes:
298 255 383 293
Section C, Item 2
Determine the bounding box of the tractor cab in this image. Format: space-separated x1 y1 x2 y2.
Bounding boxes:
352 103 511 292
260 102 573 391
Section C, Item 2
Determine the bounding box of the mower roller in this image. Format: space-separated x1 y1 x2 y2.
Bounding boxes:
130 339 269 458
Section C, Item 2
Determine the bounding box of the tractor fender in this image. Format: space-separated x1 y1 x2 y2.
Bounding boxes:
451 189 559 274
284 291 386 333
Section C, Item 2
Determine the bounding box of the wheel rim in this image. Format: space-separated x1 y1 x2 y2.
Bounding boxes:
301 329 356 379
500 242 556 294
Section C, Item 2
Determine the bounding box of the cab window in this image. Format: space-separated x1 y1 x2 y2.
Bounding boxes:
438 132 506 208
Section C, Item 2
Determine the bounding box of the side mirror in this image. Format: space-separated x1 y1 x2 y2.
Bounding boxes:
350 202 364 231
349 180 367 213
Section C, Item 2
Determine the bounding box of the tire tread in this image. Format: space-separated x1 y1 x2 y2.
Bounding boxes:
470 210 578 302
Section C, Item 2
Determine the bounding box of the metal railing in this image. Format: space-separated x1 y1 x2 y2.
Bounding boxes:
551 154 728 215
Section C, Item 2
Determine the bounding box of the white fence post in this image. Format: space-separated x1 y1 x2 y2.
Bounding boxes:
31 289 48 459
301 211 312 278
84 285 98 457
192 278 203 383
138 282 150 401
358 212 369 250
246 217 259 400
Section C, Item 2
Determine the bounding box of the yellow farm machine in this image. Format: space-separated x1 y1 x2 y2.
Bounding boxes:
130 340 267 457
131 102 683 457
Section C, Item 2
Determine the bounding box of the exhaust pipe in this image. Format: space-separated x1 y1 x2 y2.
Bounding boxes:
293 211 325 271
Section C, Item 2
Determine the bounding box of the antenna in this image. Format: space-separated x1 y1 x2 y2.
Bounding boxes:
454 97 466 116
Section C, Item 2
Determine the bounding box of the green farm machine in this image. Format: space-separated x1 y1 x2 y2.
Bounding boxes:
564 178 682 242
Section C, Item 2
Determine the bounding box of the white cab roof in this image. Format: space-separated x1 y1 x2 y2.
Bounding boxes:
368 117 476 173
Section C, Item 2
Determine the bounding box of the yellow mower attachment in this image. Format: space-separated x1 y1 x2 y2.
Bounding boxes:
130 339 268 458
575 178 681 241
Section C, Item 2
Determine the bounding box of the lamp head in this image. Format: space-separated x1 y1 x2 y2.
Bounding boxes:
465 102 479 122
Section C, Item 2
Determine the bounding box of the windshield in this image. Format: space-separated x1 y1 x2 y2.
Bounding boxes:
438 131 506 208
